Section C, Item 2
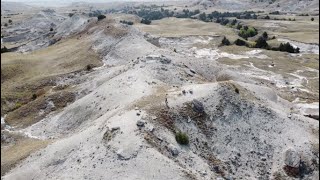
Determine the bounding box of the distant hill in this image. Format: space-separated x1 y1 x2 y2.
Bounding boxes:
1 1 34 13
194 0 319 12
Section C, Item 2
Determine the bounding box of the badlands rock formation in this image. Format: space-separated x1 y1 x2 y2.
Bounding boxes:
1 9 319 180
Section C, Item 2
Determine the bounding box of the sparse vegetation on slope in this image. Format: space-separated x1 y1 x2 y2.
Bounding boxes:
175 131 189 145
221 36 231 46
97 14 106 21
120 20 134 25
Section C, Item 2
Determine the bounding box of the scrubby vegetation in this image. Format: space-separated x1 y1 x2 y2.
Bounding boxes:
121 7 300 54
136 9 167 20
141 19 151 25
221 36 231 46
97 15 106 21
120 20 134 25
311 17 314 21
199 12 208 22
133 7 261 23
89 10 103 17
272 17 295 21
269 11 280 15
255 36 269 48
278 42 300 53
32 94 37 100
238 26 258 39
207 11 260 20
175 131 189 145
262 32 268 40
176 9 200 18
1 46 9 53
232 33 300 54
86 64 93 71
234 39 247 46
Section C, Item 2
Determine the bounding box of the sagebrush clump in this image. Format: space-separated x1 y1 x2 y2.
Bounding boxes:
175 131 189 145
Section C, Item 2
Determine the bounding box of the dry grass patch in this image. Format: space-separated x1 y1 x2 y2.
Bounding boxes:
1 37 102 116
1 133 51 176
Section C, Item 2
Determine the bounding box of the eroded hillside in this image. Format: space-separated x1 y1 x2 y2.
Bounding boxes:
1 3 319 180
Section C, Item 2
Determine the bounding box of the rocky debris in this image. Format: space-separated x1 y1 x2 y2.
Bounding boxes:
187 116 192 123
1 132 15 144
116 149 131 160
284 148 300 168
146 54 171 64
159 56 171 64
200 171 207 176
136 120 145 127
1 116 6 130
185 69 195 77
191 99 205 113
146 124 155 132
168 144 179 156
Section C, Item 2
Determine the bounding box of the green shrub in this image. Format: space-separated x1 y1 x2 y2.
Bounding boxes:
311 17 314 21
278 42 300 53
199 12 207 22
141 19 151 25
221 36 231 46
175 131 189 145
86 64 93 71
235 87 240 94
231 19 237 25
255 36 269 48
120 20 134 25
97 15 106 21
32 94 37 100
262 32 268 39
247 27 257 37
14 102 22 110
234 39 247 46
238 26 257 39
236 23 242 30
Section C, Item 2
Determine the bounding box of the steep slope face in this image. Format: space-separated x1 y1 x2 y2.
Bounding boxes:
2 10 96 52
2 16 319 180
2 9 66 52
162 82 319 179
54 14 91 38
3 9 66 42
